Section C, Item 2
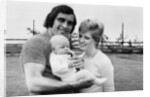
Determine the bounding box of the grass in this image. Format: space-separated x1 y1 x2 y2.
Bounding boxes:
110 54 143 91
6 53 143 97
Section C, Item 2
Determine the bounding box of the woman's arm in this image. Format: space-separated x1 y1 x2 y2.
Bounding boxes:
101 61 115 92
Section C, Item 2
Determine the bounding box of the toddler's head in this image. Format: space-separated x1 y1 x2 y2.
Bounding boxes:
50 35 70 55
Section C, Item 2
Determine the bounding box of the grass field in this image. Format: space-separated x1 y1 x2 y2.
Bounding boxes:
6 53 143 97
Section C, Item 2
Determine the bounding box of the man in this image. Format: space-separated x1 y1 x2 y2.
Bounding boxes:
20 5 93 95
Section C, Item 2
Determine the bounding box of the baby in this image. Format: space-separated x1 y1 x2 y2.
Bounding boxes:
49 34 107 85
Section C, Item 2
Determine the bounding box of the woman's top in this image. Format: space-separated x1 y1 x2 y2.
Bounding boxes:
80 50 115 92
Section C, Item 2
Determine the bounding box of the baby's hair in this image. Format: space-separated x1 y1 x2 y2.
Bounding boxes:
50 35 69 50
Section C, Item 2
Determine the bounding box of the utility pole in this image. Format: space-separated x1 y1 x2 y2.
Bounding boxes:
121 23 124 50
33 20 35 35
27 19 39 35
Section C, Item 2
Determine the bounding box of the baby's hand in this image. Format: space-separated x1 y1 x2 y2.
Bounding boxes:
67 49 76 57
68 57 84 69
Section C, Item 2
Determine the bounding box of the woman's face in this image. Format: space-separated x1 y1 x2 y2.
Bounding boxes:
79 31 96 51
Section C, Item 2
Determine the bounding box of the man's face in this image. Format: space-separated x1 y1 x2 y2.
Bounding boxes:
52 13 75 38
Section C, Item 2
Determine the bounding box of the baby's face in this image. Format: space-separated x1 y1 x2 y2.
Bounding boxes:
54 41 70 55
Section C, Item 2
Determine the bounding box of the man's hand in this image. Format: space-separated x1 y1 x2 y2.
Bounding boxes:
71 41 80 49
70 33 80 49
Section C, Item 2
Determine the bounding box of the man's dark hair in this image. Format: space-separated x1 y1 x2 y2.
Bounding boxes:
44 5 77 33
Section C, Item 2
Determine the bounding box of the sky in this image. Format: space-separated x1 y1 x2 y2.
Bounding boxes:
6 0 143 42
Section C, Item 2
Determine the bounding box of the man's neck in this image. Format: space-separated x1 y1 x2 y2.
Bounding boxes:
47 28 55 36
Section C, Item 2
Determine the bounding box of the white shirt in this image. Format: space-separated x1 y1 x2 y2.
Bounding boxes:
80 50 115 92
50 52 76 80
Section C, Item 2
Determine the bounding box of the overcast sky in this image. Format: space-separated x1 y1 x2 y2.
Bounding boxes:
6 1 143 41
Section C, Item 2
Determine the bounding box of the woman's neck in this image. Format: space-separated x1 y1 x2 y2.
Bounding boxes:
85 47 98 59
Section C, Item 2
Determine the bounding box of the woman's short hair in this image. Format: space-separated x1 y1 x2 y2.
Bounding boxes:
44 5 77 33
79 19 104 47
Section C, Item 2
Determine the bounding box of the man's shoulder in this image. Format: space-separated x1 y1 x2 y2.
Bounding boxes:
27 33 47 42
20 32 52 66
24 32 51 47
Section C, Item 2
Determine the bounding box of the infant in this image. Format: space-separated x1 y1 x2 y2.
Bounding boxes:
49 34 107 85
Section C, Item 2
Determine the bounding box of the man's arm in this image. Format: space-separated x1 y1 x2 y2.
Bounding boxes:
24 62 94 94
24 62 73 94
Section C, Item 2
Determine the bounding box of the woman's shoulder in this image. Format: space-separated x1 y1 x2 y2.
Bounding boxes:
93 50 112 66
95 50 110 60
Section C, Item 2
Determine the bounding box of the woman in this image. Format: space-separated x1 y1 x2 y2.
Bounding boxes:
78 19 115 92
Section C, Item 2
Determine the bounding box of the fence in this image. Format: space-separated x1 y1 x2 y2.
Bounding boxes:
99 41 143 54
5 39 143 54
